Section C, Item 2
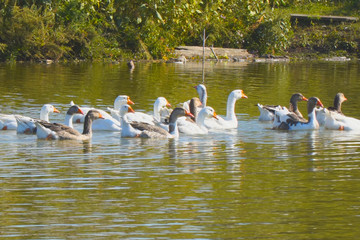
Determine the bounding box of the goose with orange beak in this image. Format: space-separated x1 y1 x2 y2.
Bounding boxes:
35 110 104 140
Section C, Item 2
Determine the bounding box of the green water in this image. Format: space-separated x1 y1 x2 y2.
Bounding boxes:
1 61 360 239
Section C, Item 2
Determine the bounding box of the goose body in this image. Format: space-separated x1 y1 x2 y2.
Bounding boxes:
204 89 248 129
16 105 82 134
273 97 324 130
316 93 347 125
121 106 193 139
0 104 60 131
323 108 360 131
35 110 103 140
258 93 308 121
257 104 282 121
178 106 218 135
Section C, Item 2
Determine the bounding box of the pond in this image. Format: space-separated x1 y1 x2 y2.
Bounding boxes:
1 61 360 239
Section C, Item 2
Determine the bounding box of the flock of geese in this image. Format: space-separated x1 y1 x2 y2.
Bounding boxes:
0 84 359 141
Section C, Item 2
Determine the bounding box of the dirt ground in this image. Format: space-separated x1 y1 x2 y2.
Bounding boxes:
174 46 254 61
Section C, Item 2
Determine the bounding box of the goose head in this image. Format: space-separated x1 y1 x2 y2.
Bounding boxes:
168 108 194 134
335 93 347 104
41 104 60 114
231 89 248 100
66 105 84 116
333 93 347 110
169 108 194 123
114 95 134 110
189 97 202 121
189 97 202 108
86 110 104 121
307 97 324 114
200 106 218 120
119 104 135 117
154 97 171 110
290 93 308 104
40 104 60 121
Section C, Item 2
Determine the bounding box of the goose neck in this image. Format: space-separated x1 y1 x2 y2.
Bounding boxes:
64 114 74 128
40 110 49 122
82 115 93 136
196 111 207 129
153 102 161 122
226 94 237 120
168 122 179 138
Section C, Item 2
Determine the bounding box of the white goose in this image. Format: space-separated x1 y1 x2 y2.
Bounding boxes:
257 93 308 121
316 92 347 126
0 104 60 131
35 110 103 140
121 105 193 139
273 97 324 130
323 108 360 131
16 105 83 134
204 89 248 129
178 106 218 135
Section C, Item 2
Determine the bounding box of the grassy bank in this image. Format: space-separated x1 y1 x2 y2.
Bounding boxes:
0 1 359 62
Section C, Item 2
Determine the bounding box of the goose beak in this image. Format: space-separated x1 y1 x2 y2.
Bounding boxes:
317 100 324 108
127 97 135 105
302 97 308 101
213 112 219 120
166 101 172 108
242 92 248 99
53 107 60 113
98 113 105 119
128 106 135 113
185 110 194 118
344 96 348 101
78 108 84 115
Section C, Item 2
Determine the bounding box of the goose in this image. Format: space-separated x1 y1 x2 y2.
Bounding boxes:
125 97 172 126
273 97 324 130
121 105 193 139
16 105 83 134
178 106 218 135
257 93 308 121
35 110 103 140
323 108 360 131
0 104 60 130
316 93 347 125
203 89 248 129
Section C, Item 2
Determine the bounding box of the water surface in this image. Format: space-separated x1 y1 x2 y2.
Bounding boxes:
1 61 360 239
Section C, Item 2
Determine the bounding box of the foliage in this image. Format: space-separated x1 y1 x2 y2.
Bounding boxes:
290 23 360 56
0 0 359 61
